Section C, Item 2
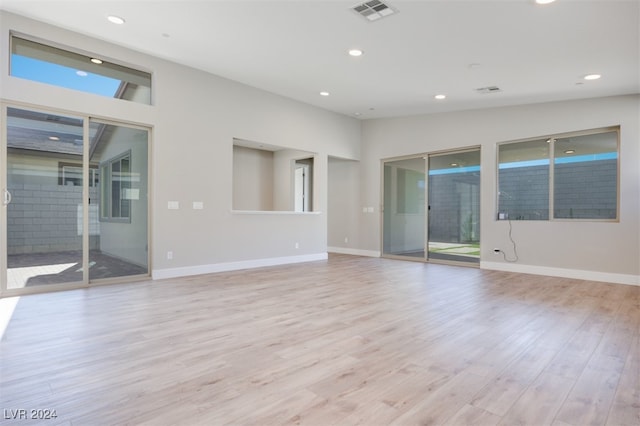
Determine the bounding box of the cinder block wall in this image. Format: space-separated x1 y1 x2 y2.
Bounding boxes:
498 160 616 220
428 171 480 243
7 183 99 255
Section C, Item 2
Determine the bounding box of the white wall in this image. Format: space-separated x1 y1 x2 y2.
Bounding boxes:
0 12 361 279
232 145 274 211
360 95 640 284
327 157 362 253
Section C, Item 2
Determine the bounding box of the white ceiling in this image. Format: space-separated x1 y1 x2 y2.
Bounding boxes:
1 0 638 119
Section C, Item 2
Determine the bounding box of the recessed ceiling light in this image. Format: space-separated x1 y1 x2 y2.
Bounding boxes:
434 94 446 100
107 15 125 25
48 136 60 141
584 74 601 80
76 70 88 77
348 49 363 57
90 58 103 64
450 163 458 167
564 149 575 154
535 0 556 4
354 112 362 116
320 91 330 96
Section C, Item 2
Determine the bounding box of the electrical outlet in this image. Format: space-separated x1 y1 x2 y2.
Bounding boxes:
344 237 349 243
167 251 173 260
295 242 299 249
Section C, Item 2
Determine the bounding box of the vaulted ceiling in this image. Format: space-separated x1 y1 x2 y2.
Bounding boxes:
1 0 638 119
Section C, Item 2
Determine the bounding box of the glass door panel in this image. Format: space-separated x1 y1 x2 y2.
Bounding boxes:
382 157 426 259
5 107 85 289
88 121 148 281
427 149 480 264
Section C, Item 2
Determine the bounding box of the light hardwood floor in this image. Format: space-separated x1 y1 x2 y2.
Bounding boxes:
1 254 638 425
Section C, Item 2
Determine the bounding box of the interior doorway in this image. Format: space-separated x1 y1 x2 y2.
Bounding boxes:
294 158 313 212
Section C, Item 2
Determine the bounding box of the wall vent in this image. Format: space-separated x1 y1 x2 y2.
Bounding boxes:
476 86 502 94
352 0 397 22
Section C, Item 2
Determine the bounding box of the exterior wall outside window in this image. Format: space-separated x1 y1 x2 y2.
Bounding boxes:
554 159 617 219
498 165 549 220
429 171 480 242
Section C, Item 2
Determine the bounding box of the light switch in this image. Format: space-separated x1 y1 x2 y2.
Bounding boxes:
193 201 204 210
367 207 374 213
168 201 179 210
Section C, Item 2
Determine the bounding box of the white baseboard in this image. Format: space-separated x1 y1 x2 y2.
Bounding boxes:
327 247 381 258
153 254 638 286
153 253 328 280
481 261 640 286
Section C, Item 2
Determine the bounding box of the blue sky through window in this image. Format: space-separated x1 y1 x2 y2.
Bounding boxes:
554 152 617 164
499 159 549 170
429 165 481 175
499 152 617 169
11 55 121 97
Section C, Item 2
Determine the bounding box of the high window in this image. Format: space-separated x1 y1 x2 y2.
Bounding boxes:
498 128 619 221
10 35 152 104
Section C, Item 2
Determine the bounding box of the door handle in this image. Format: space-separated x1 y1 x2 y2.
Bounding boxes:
3 189 11 205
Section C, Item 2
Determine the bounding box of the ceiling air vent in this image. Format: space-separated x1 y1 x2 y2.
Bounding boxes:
476 86 502 94
352 0 397 22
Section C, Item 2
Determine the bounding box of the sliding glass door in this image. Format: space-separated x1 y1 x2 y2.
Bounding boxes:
4 107 85 290
427 149 480 265
1 105 149 295
89 120 148 280
382 148 480 265
382 157 426 259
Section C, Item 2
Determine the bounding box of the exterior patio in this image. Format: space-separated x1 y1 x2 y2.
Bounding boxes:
7 250 147 289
